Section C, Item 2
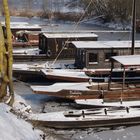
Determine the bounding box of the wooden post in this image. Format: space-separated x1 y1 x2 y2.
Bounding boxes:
108 58 114 90
121 67 126 104
122 67 126 91
131 0 136 55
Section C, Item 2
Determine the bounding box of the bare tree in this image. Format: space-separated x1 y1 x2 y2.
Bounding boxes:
42 0 48 14
79 0 133 22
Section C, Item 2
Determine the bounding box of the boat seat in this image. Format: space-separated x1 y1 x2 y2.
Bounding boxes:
103 97 140 102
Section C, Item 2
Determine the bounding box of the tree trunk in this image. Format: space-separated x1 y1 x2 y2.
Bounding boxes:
0 23 8 100
2 0 14 105
0 23 4 76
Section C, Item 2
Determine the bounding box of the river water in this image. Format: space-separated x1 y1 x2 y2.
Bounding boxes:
2 16 140 140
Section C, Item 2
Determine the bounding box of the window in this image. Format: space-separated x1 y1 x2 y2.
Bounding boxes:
88 53 98 64
105 52 117 61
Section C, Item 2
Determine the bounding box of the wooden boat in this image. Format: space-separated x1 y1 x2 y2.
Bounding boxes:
29 107 140 129
13 61 53 81
31 82 91 98
41 69 90 82
12 40 38 47
13 47 48 61
31 55 140 107
31 81 140 99
4 24 41 48
31 1 140 104
13 61 75 81
85 68 140 81
13 63 44 81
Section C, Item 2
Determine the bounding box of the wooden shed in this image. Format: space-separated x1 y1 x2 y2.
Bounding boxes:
2 23 41 47
72 41 140 69
39 32 98 59
2 23 41 36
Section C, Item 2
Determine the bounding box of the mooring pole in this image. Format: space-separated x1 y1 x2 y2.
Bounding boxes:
131 0 136 55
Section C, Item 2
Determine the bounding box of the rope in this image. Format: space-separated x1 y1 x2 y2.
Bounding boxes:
51 0 94 67
54 38 59 53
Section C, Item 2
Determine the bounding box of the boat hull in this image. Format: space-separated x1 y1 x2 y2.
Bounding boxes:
32 84 140 100
41 69 90 82
29 108 140 129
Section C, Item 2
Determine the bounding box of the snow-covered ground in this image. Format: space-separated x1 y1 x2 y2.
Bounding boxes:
0 95 44 140
81 17 131 31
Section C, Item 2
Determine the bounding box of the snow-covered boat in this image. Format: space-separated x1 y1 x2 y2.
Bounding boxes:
31 81 140 100
41 69 90 82
13 60 75 81
29 107 140 129
13 63 46 81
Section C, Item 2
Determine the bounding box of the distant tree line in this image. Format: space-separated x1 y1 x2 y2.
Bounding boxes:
79 0 140 22
1 0 140 22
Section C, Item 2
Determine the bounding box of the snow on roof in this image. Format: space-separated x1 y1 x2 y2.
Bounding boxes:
43 32 98 38
72 41 140 49
111 55 140 67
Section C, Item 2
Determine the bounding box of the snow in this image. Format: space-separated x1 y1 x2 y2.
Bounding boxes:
82 18 131 31
31 82 112 95
13 48 40 55
31 82 90 93
0 102 43 140
29 107 140 123
41 69 89 78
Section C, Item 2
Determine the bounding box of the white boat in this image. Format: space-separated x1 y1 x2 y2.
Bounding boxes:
41 69 90 82
29 107 140 129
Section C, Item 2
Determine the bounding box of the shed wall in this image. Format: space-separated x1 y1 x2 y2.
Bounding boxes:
39 33 98 59
75 48 140 69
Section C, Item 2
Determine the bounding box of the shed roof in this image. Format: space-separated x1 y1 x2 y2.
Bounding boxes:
43 32 98 38
111 55 140 67
72 41 140 49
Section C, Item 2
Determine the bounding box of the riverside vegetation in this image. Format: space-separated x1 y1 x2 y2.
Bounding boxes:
0 0 140 23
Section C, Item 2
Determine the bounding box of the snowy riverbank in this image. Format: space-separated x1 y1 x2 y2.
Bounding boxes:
81 17 131 31
0 95 44 140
